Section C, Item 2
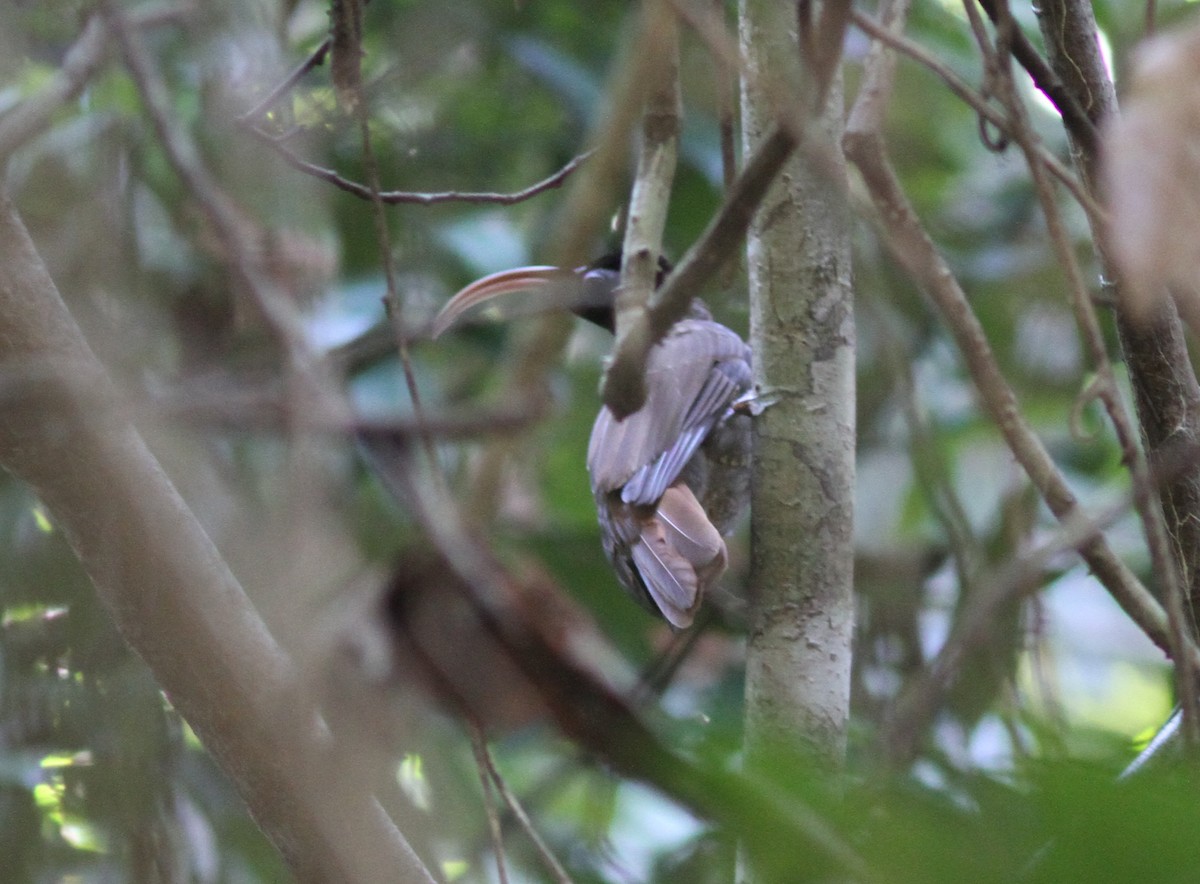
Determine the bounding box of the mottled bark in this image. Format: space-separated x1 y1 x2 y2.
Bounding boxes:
738 0 855 774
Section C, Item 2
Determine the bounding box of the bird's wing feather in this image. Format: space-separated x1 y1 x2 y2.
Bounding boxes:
630 535 697 628
588 319 751 505
656 484 727 566
628 484 727 628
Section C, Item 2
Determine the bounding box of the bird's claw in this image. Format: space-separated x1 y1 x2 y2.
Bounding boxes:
732 391 777 417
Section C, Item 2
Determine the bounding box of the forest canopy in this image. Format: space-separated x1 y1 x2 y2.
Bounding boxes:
4 1 1200 882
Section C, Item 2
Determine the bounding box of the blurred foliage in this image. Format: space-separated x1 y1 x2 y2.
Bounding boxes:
1 0 1198 881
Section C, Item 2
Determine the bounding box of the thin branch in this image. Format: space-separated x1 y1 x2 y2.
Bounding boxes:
974 0 1100 153
986 0 1200 752
347 36 444 478
1037 0 1200 744
845 13 1176 763
468 722 511 884
246 125 594 205
609 0 681 419
849 9 1104 224
601 124 797 418
471 726 575 884
237 37 332 125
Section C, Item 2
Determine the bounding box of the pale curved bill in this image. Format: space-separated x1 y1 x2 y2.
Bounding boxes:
430 266 566 338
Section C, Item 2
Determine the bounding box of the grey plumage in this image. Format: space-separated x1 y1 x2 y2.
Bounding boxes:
587 314 752 627
433 259 753 628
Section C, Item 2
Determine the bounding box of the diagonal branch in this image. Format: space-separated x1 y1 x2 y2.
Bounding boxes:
984 0 1200 753
848 8 1102 222
845 3 1181 762
601 124 797 418
1037 0 1200 747
0 186 434 882
974 0 1099 153
608 0 681 419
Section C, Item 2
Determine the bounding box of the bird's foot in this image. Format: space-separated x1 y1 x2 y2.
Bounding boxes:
731 390 777 417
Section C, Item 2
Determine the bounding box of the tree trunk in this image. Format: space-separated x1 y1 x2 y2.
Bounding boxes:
737 0 856 785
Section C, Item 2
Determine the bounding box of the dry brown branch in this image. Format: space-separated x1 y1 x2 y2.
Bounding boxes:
974 0 1100 153
849 9 1103 223
845 136 1170 757
985 0 1200 751
845 3 1182 763
1038 0 1200 748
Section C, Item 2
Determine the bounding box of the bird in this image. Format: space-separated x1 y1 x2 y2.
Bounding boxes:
433 252 752 628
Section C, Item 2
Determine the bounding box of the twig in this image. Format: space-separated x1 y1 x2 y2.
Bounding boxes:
246 125 594 205
467 721 511 884
237 37 332 125
848 9 1104 225
844 2 1173 764
986 0 1200 753
471 725 575 884
347 36 443 477
609 0 681 419
974 0 1100 153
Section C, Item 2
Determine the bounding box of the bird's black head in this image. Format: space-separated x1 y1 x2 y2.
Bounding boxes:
573 251 673 333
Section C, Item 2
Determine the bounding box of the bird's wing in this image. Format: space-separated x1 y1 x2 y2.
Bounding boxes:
587 319 751 505
629 484 727 628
